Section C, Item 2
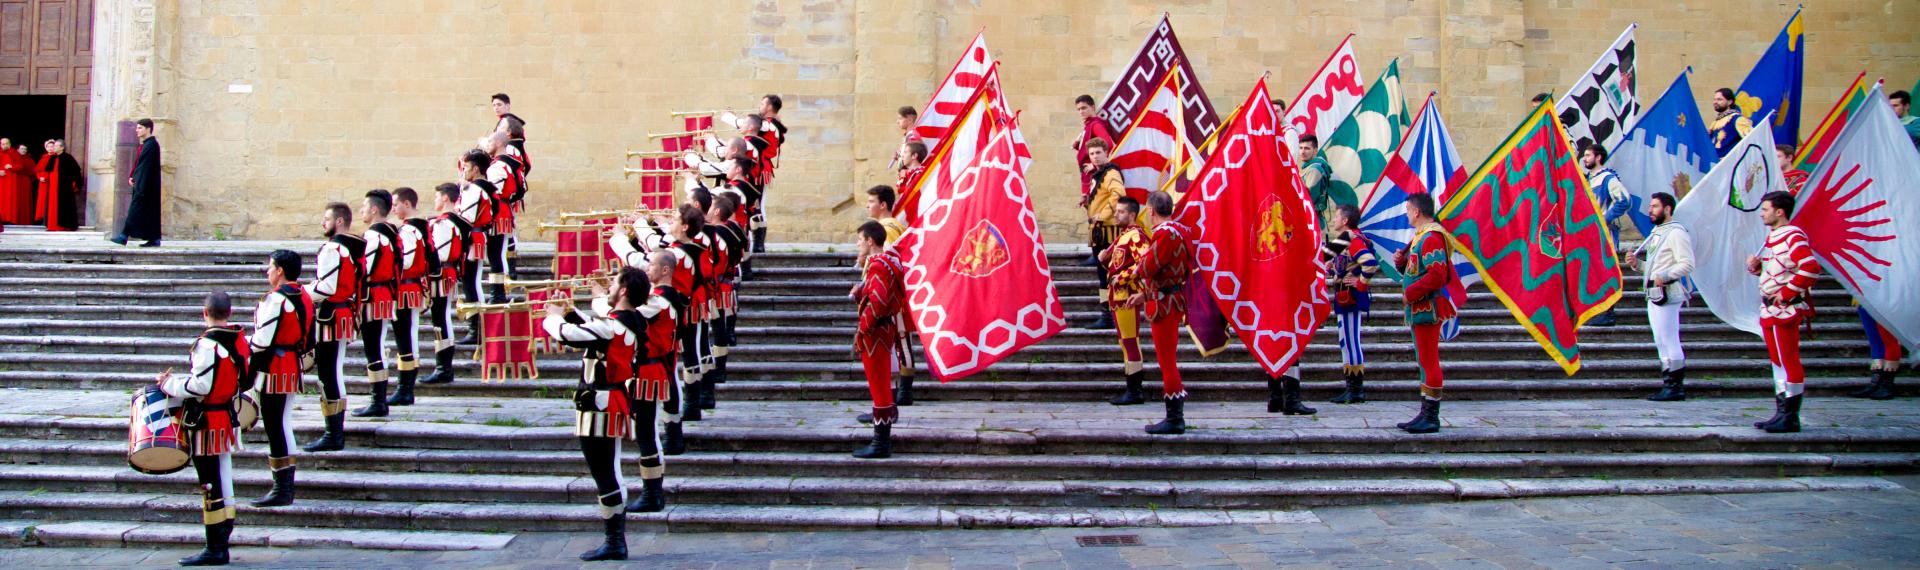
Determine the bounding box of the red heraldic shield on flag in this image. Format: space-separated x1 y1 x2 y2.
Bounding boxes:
895 118 1067 381
1182 77 1331 377
1439 101 1625 375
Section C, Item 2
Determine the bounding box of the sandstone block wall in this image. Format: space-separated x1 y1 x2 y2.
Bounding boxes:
86 0 1920 243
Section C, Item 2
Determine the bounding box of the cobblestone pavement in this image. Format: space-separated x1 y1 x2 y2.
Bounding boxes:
5 481 1917 569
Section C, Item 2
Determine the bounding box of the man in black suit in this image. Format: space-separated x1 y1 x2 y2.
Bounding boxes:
113 118 164 247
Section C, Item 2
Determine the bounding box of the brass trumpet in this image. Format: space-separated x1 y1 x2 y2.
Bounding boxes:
670 110 723 118
536 221 621 234
504 276 610 291
647 129 715 140
452 296 590 319
622 167 684 177
556 210 630 221
625 150 679 159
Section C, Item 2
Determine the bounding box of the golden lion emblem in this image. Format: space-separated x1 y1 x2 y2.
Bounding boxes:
1254 196 1292 261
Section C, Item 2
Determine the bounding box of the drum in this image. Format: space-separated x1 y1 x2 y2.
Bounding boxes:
236 392 259 432
127 386 189 475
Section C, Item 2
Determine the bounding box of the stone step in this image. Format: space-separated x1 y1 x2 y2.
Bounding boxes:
5 398 1916 456
0 490 1313 532
0 333 1867 365
0 304 1870 329
8 439 1913 482
0 370 1904 402
0 349 1878 382
0 518 513 551
0 318 1872 346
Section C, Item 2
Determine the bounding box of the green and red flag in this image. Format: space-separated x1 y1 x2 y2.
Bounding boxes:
1792 71 1871 173
1438 100 1625 375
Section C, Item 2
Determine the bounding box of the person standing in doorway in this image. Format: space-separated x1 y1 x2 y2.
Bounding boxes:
114 118 164 246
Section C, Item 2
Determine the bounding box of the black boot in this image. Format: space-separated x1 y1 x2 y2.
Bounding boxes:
1866 369 1897 401
178 520 232 566
1330 372 1366 404
663 422 685 455
711 355 728 384
420 347 455 384
456 316 480 345
354 380 390 417
856 412 874 424
387 368 417 406
1754 394 1786 428
1281 376 1317 415
578 515 628 561
1398 399 1441 434
1145 397 1186 435
626 477 666 513
1111 371 1146 406
681 383 705 422
1266 379 1285 413
301 412 346 452
895 374 915 406
1085 309 1115 330
487 282 508 304
1847 368 1880 398
1760 394 1803 433
250 466 295 507
1648 369 1687 402
853 424 893 459
699 379 716 411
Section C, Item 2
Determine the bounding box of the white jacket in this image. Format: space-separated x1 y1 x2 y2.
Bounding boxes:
1634 221 1695 304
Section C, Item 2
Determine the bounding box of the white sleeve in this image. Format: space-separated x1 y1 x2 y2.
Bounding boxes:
160 338 222 399
362 229 386 274
432 220 457 264
250 293 282 351
610 233 649 267
542 312 615 344
487 161 510 187
308 244 340 298
399 226 423 272
1662 228 1696 282
591 297 614 318
459 185 483 220
637 294 671 319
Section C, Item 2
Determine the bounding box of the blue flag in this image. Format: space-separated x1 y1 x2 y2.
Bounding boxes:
1735 8 1805 145
1608 69 1718 237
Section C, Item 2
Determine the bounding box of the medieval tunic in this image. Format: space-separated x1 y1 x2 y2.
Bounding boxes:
159 324 249 533
1401 224 1458 399
1755 224 1820 395
35 151 82 231
856 250 906 425
1104 224 1150 374
1635 220 1695 372
1323 229 1379 375
1137 221 1195 399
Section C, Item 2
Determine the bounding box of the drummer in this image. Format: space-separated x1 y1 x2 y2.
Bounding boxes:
155 291 251 566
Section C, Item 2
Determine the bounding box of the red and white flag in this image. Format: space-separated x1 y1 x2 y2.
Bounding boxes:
1110 66 1186 202
1182 76 1332 377
1281 35 1367 149
912 31 991 152
894 117 1067 380
1795 85 1920 348
898 63 1005 225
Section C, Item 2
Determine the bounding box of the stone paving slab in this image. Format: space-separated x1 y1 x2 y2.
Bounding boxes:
0 487 1912 568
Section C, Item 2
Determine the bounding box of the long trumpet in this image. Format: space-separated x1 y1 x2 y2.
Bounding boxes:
536 221 622 234
670 110 723 118
453 296 591 319
556 210 629 221
625 150 679 159
623 167 684 178
647 129 717 140
505 276 610 290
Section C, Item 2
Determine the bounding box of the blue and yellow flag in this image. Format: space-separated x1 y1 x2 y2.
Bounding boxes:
1735 8 1805 145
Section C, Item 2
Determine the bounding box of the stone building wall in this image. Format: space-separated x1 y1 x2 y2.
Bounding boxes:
84 0 1920 243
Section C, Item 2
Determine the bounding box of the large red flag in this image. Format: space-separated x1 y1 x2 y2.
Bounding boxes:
1181 77 1331 377
894 117 1067 380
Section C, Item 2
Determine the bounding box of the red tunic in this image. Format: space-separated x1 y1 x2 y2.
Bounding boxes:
1137 222 1194 322
0 150 32 225
856 251 906 356
1074 117 1116 197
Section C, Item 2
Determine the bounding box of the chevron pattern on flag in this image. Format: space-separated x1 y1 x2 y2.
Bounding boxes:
1554 24 1640 154
1440 100 1626 375
1181 76 1331 377
895 118 1067 380
1111 67 1185 202
912 32 991 152
1795 85 1919 348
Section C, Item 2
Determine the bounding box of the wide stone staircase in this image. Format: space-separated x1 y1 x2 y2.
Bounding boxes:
0 232 1912 551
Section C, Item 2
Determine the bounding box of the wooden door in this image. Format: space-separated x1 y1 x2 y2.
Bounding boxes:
0 0 91 158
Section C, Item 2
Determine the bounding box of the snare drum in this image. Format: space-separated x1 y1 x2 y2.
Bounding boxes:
127 386 189 475
235 392 260 432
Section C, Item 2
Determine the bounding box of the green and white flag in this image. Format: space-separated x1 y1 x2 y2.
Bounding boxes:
1317 59 1410 210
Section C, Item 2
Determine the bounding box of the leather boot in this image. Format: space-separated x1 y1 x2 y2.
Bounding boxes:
420 347 455 384
1754 394 1786 428
1398 399 1441 434
1760 394 1803 433
354 381 390 417
578 515 628 561
1648 369 1687 402
895 374 916 406
711 355 728 384
1281 376 1318 415
456 316 480 345
1867 369 1897 401
1111 371 1146 406
699 379 716 411
301 412 346 452
178 520 232 566
250 466 295 507
662 422 685 455
1085 308 1115 330
1266 379 1285 413
387 368 417 405
626 477 666 513
487 282 508 304
1145 396 1186 435
1330 372 1366 404
1848 367 1881 398
681 384 704 422
853 424 893 459
856 412 874 424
